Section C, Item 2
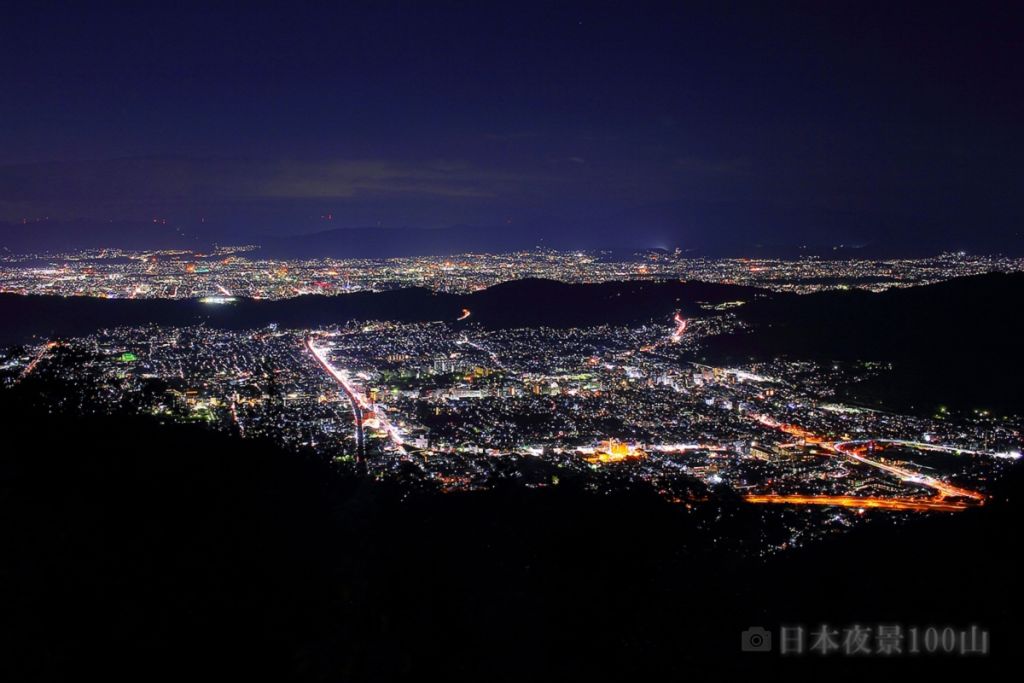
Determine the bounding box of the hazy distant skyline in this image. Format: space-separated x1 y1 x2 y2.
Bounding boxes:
2 2 1022 253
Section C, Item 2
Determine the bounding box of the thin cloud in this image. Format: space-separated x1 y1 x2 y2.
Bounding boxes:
0 156 524 219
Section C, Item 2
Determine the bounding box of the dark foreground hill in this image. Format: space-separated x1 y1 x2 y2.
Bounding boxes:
0 393 1019 680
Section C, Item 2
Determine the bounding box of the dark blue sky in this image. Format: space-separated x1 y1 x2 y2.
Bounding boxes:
1 1 1021 252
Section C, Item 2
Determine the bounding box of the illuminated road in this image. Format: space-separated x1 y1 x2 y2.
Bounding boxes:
305 336 364 459
832 440 986 502
460 336 505 370
835 438 1020 460
229 400 246 439
306 335 405 455
18 341 56 382
746 415 989 511
670 311 687 342
744 494 970 512
457 308 471 321
640 311 689 353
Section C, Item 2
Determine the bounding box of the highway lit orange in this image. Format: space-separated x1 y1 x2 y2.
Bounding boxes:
744 494 970 512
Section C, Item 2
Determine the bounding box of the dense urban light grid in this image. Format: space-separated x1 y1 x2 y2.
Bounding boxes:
3 248 1023 298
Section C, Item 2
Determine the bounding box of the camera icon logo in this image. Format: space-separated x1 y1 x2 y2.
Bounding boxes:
741 626 772 652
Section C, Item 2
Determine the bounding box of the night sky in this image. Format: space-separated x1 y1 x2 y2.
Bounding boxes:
2 2 1022 254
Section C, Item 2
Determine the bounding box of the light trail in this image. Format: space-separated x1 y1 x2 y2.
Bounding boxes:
18 341 56 382
835 438 1018 460
649 443 721 453
746 416 989 510
307 336 365 458
744 494 970 512
460 336 504 370
639 310 690 353
230 400 245 438
832 440 986 502
306 336 405 455
457 308 471 321
670 311 687 342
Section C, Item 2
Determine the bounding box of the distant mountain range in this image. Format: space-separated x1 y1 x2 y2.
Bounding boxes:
4 200 1021 257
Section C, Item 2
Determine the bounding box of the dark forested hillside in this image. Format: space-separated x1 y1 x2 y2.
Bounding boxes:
0 390 1018 680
